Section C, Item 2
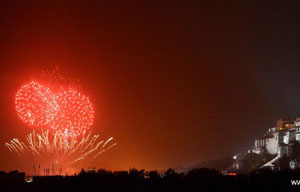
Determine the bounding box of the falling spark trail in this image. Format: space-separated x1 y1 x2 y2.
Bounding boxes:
5 129 116 166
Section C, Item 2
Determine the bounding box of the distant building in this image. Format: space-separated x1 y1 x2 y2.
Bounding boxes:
276 117 295 131
231 116 300 172
0 170 25 187
87 168 96 173
289 160 300 169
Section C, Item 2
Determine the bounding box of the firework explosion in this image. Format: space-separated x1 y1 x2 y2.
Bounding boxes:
15 81 94 137
7 76 116 173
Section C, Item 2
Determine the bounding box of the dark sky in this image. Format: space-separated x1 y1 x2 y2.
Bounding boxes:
0 1 300 172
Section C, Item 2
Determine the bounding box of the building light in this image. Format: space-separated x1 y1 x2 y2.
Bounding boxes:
228 172 237 176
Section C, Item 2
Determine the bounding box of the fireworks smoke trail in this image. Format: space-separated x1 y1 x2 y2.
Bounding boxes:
5 129 116 170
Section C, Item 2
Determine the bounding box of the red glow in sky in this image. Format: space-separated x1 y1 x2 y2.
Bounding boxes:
15 81 94 137
1 1 298 172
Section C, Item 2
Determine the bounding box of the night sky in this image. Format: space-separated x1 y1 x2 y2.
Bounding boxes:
0 1 300 172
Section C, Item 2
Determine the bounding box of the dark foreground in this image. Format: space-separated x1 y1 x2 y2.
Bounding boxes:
2 168 300 192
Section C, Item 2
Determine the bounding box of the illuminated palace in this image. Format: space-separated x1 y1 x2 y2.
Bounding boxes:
231 116 300 172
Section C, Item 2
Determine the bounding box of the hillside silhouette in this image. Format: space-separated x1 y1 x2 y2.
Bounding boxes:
0 167 300 192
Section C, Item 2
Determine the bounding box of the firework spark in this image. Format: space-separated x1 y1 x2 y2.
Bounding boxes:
15 81 59 127
10 75 115 173
5 129 116 168
15 81 94 137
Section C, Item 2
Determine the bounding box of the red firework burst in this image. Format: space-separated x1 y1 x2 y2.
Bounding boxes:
15 81 59 127
51 88 94 136
15 81 94 137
